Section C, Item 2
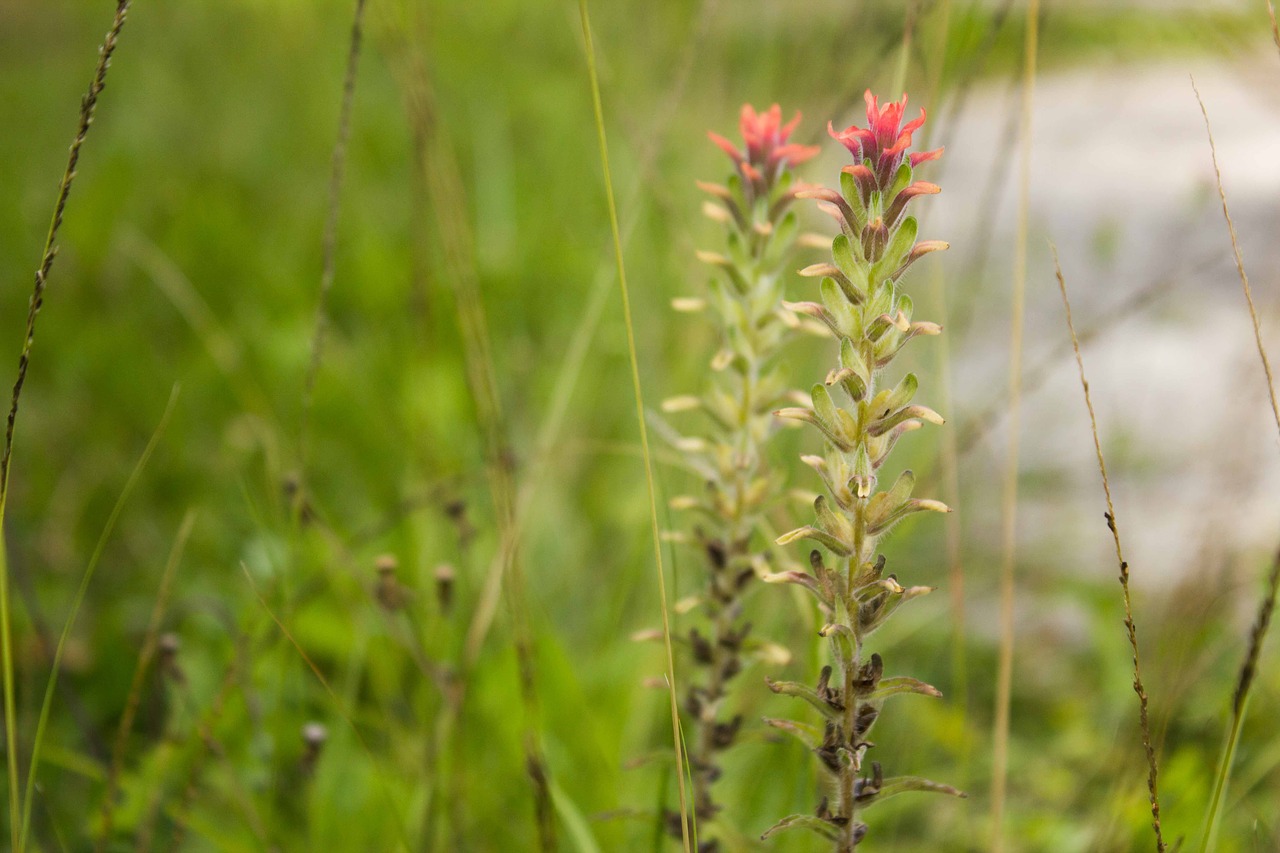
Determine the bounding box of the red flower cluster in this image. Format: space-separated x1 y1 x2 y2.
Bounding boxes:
709 104 819 189
829 91 943 190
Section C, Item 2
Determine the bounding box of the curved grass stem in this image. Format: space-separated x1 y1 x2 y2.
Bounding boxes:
577 2 692 848
1053 248 1165 852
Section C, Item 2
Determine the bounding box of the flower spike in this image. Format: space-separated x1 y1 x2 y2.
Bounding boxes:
765 92 961 851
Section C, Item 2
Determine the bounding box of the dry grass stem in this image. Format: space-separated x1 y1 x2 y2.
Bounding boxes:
1193 76 1280 851
578 1 692 848
991 2 1037 848
1053 247 1166 852
1192 80 1280 441
298 0 368 480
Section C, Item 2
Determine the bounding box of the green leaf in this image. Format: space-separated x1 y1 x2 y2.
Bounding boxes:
811 383 840 435
897 292 915 322
857 775 967 809
762 717 823 750
819 621 856 664
880 215 919 276
776 525 852 557
819 276 856 336
812 494 854 545
867 498 950 537
868 404 944 437
868 676 943 701
767 210 799 265
889 161 913 199
765 678 842 720
831 233 868 287
761 814 839 842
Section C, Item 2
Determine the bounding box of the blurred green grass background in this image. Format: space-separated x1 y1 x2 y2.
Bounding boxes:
1 0 1278 849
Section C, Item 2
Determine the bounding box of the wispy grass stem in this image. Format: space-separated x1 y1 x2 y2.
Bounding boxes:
1053 247 1165 852
0 5 131 844
1193 76 1280 852
298 0 368 481
991 2 1037 848
577 2 692 849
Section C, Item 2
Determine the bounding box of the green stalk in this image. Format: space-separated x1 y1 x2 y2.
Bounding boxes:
577 2 692 849
0 515 17 851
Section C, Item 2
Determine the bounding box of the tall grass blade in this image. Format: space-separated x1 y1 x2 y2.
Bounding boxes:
298 0 368 482
1192 81 1280 443
576 2 691 849
991 2 1038 849
19 385 179 850
1193 77 1280 852
0 4 132 844
1053 247 1166 852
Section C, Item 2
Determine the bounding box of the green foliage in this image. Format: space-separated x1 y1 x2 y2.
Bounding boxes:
0 0 1277 850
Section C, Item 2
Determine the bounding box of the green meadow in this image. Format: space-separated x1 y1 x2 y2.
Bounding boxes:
1 1 1278 849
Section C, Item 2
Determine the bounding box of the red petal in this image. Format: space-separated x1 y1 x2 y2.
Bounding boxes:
899 181 941 198
863 89 878 125
901 107 926 138
841 163 875 181
909 147 944 167
707 131 742 161
780 110 802 140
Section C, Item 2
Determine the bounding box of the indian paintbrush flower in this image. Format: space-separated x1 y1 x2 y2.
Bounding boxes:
652 103 816 849
761 91 964 852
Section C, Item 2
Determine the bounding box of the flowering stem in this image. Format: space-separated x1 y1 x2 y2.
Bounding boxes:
763 92 963 849
666 105 818 843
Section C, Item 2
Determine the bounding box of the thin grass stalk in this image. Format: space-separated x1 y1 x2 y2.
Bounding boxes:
577 1 692 848
919 0 971 785
0 4 131 842
1193 77 1280 851
19 385 178 850
990 3 1037 847
297 0 368 485
1053 248 1166 852
1192 82 1280 444
240 563 412 849
96 509 197 850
